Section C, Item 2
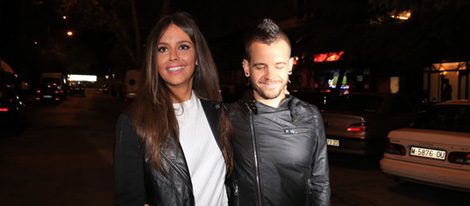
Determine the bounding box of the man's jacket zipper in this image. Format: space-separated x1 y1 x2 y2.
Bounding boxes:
247 103 263 206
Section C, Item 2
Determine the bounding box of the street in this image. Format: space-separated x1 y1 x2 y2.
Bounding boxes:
0 89 124 205
328 153 470 205
1 89 469 205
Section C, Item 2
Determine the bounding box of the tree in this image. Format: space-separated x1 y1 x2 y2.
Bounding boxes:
57 0 178 75
59 0 140 68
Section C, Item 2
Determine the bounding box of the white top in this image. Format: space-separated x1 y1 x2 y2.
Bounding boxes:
174 92 228 206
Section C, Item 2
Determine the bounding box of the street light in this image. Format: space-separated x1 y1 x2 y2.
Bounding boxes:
66 30 74 37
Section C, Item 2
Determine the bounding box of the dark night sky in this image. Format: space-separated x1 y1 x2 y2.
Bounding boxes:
2 0 470 82
1 0 317 78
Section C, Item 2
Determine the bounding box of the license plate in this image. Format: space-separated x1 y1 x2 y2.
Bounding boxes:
43 95 52 99
327 138 339 147
410 146 446 160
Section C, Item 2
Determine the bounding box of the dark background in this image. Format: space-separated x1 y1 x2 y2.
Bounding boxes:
1 0 470 86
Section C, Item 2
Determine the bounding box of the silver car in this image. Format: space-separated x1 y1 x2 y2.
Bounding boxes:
322 93 422 156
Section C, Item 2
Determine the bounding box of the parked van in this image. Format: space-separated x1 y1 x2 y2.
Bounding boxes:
39 72 67 100
123 69 141 101
40 72 67 89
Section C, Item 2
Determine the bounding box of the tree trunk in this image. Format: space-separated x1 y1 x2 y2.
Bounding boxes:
129 0 141 67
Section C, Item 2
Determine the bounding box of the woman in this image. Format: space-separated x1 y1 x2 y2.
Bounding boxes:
114 12 232 206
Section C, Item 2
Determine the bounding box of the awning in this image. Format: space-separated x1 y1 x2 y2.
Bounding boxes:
0 58 15 74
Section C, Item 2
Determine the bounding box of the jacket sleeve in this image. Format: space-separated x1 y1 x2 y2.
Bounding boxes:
309 109 331 206
114 113 146 206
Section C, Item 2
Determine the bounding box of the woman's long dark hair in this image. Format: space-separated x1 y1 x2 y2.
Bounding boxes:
130 12 232 173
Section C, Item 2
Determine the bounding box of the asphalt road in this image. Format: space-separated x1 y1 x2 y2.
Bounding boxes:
0 89 126 205
328 153 470 206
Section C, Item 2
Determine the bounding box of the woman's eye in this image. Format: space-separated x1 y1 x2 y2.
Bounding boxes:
179 44 190 50
157 46 168 53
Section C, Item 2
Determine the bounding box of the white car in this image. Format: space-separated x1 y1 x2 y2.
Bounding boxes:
380 100 470 191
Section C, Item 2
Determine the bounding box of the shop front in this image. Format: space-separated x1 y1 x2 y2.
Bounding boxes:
423 61 469 103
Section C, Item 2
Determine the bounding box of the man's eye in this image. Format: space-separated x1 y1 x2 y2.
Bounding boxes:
276 64 287 69
255 65 266 70
157 47 168 53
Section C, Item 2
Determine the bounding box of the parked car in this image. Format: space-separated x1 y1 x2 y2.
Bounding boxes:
290 89 335 111
0 83 27 133
321 93 423 157
99 83 110 95
380 100 470 191
34 84 64 104
68 84 85 96
123 69 141 101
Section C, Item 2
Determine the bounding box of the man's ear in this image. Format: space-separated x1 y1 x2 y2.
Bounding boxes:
288 57 294 74
242 59 250 77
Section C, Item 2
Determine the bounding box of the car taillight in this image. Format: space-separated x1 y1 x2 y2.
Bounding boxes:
346 122 366 133
0 107 9 112
448 152 470 165
384 138 405 155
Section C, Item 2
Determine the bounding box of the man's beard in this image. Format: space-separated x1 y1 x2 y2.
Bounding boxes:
252 80 286 100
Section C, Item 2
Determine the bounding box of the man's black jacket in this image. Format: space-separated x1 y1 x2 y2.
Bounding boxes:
228 95 330 206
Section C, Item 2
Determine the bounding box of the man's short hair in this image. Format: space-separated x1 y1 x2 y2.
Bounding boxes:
244 18 291 60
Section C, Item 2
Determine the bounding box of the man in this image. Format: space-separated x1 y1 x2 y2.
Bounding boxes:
441 78 452 101
228 18 330 206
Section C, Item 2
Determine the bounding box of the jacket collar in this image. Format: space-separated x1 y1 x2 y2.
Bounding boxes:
200 99 220 142
239 90 292 114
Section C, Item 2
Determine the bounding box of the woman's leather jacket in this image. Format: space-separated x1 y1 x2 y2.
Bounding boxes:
114 100 225 206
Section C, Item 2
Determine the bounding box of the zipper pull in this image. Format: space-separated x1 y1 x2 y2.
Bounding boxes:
284 129 298 134
245 100 257 114
234 180 239 196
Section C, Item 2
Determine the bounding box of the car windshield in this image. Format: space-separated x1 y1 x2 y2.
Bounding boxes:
326 94 383 113
43 78 61 85
412 105 470 132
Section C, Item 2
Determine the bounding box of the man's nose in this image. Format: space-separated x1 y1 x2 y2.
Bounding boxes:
265 67 275 78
